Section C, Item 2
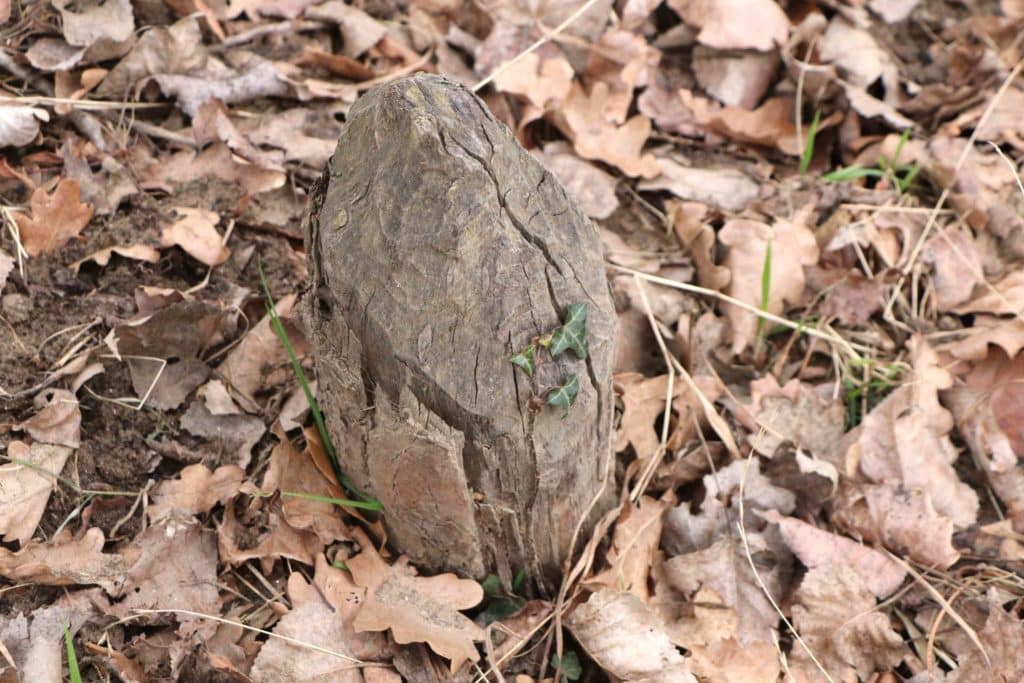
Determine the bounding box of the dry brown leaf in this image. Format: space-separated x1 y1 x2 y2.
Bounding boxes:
218 504 323 570
238 108 340 168
70 244 160 273
495 52 573 110
16 389 81 449
532 142 618 219
693 48 777 108
585 496 667 601
13 179 94 257
709 97 801 154
848 337 979 527
192 99 284 170
831 481 960 568
922 227 985 311
819 16 898 91
0 441 73 545
218 293 308 409
562 82 661 178
0 600 97 683
762 510 906 598
586 29 660 124
152 55 287 118
566 589 697 682
953 270 1024 316
53 0 134 48
790 565 907 680
349 542 484 672
148 463 245 523
668 0 789 50
946 592 1024 683
939 316 1024 361
140 142 286 196
160 207 229 268
741 375 845 462
670 201 731 291
113 513 220 618
719 212 819 353
261 429 350 545
640 158 759 211
97 17 206 97
305 0 388 57
689 638 780 683
664 458 795 553
944 348 1024 532
614 373 681 458
198 378 242 415
819 269 886 325
180 400 266 468
0 528 127 594
664 536 785 646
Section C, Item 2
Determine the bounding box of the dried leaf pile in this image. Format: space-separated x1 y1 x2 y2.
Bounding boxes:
2 0 1024 681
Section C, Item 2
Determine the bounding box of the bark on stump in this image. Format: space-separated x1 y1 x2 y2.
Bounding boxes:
302 74 616 591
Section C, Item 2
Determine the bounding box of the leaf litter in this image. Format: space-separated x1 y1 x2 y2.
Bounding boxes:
3 0 1024 680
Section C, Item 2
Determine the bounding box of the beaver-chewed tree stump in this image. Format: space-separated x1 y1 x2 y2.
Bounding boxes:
302 73 617 591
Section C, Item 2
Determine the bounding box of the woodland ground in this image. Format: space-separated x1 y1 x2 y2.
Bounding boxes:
2 0 1024 682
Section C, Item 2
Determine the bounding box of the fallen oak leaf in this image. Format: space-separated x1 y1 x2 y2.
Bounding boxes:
348 539 484 672
13 178 94 257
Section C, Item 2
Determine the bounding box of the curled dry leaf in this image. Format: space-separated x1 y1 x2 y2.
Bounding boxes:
0 441 73 545
693 48 777 109
148 463 246 523
180 400 266 468
70 244 160 273
566 589 697 682
945 592 1024 683
533 142 619 219
160 207 229 267
790 565 907 681
218 504 323 570
0 105 49 147
13 179 94 257
140 142 286 196
348 541 484 673
152 55 288 118
922 227 985 311
719 212 819 353
97 17 207 97
762 510 906 598
305 0 388 58
494 52 573 110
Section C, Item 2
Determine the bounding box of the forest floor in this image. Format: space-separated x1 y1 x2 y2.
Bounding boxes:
2 0 1024 681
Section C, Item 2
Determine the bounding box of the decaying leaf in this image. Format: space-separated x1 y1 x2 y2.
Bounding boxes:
148 463 246 523
0 528 127 594
70 244 160 273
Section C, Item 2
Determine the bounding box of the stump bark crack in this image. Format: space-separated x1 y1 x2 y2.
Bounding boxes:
302 74 617 591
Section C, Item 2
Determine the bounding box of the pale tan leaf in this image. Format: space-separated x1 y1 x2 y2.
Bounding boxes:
586 496 667 601
70 244 160 272
639 158 759 211
668 0 789 51
160 207 229 267
349 543 484 672
16 389 80 448
0 528 127 594
562 82 661 178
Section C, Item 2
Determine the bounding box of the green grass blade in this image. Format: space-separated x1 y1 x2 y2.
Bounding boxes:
257 262 381 509
64 622 82 683
282 490 383 511
755 240 773 343
799 109 821 175
823 165 885 183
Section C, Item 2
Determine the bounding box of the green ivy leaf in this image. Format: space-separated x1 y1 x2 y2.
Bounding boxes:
547 374 579 412
551 650 582 681
549 303 588 359
510 345 536 376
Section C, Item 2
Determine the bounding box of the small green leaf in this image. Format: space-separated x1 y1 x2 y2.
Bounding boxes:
65 622 82 683
480 574 503 598
549 303 588 359
547 374 580 412
510 345 536 376
551 650 582 681
799 109 821 175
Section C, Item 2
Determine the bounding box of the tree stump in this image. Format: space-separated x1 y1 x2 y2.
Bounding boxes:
302 74 617 591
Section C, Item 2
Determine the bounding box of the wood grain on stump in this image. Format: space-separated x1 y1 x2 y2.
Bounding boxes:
302 74 616 591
